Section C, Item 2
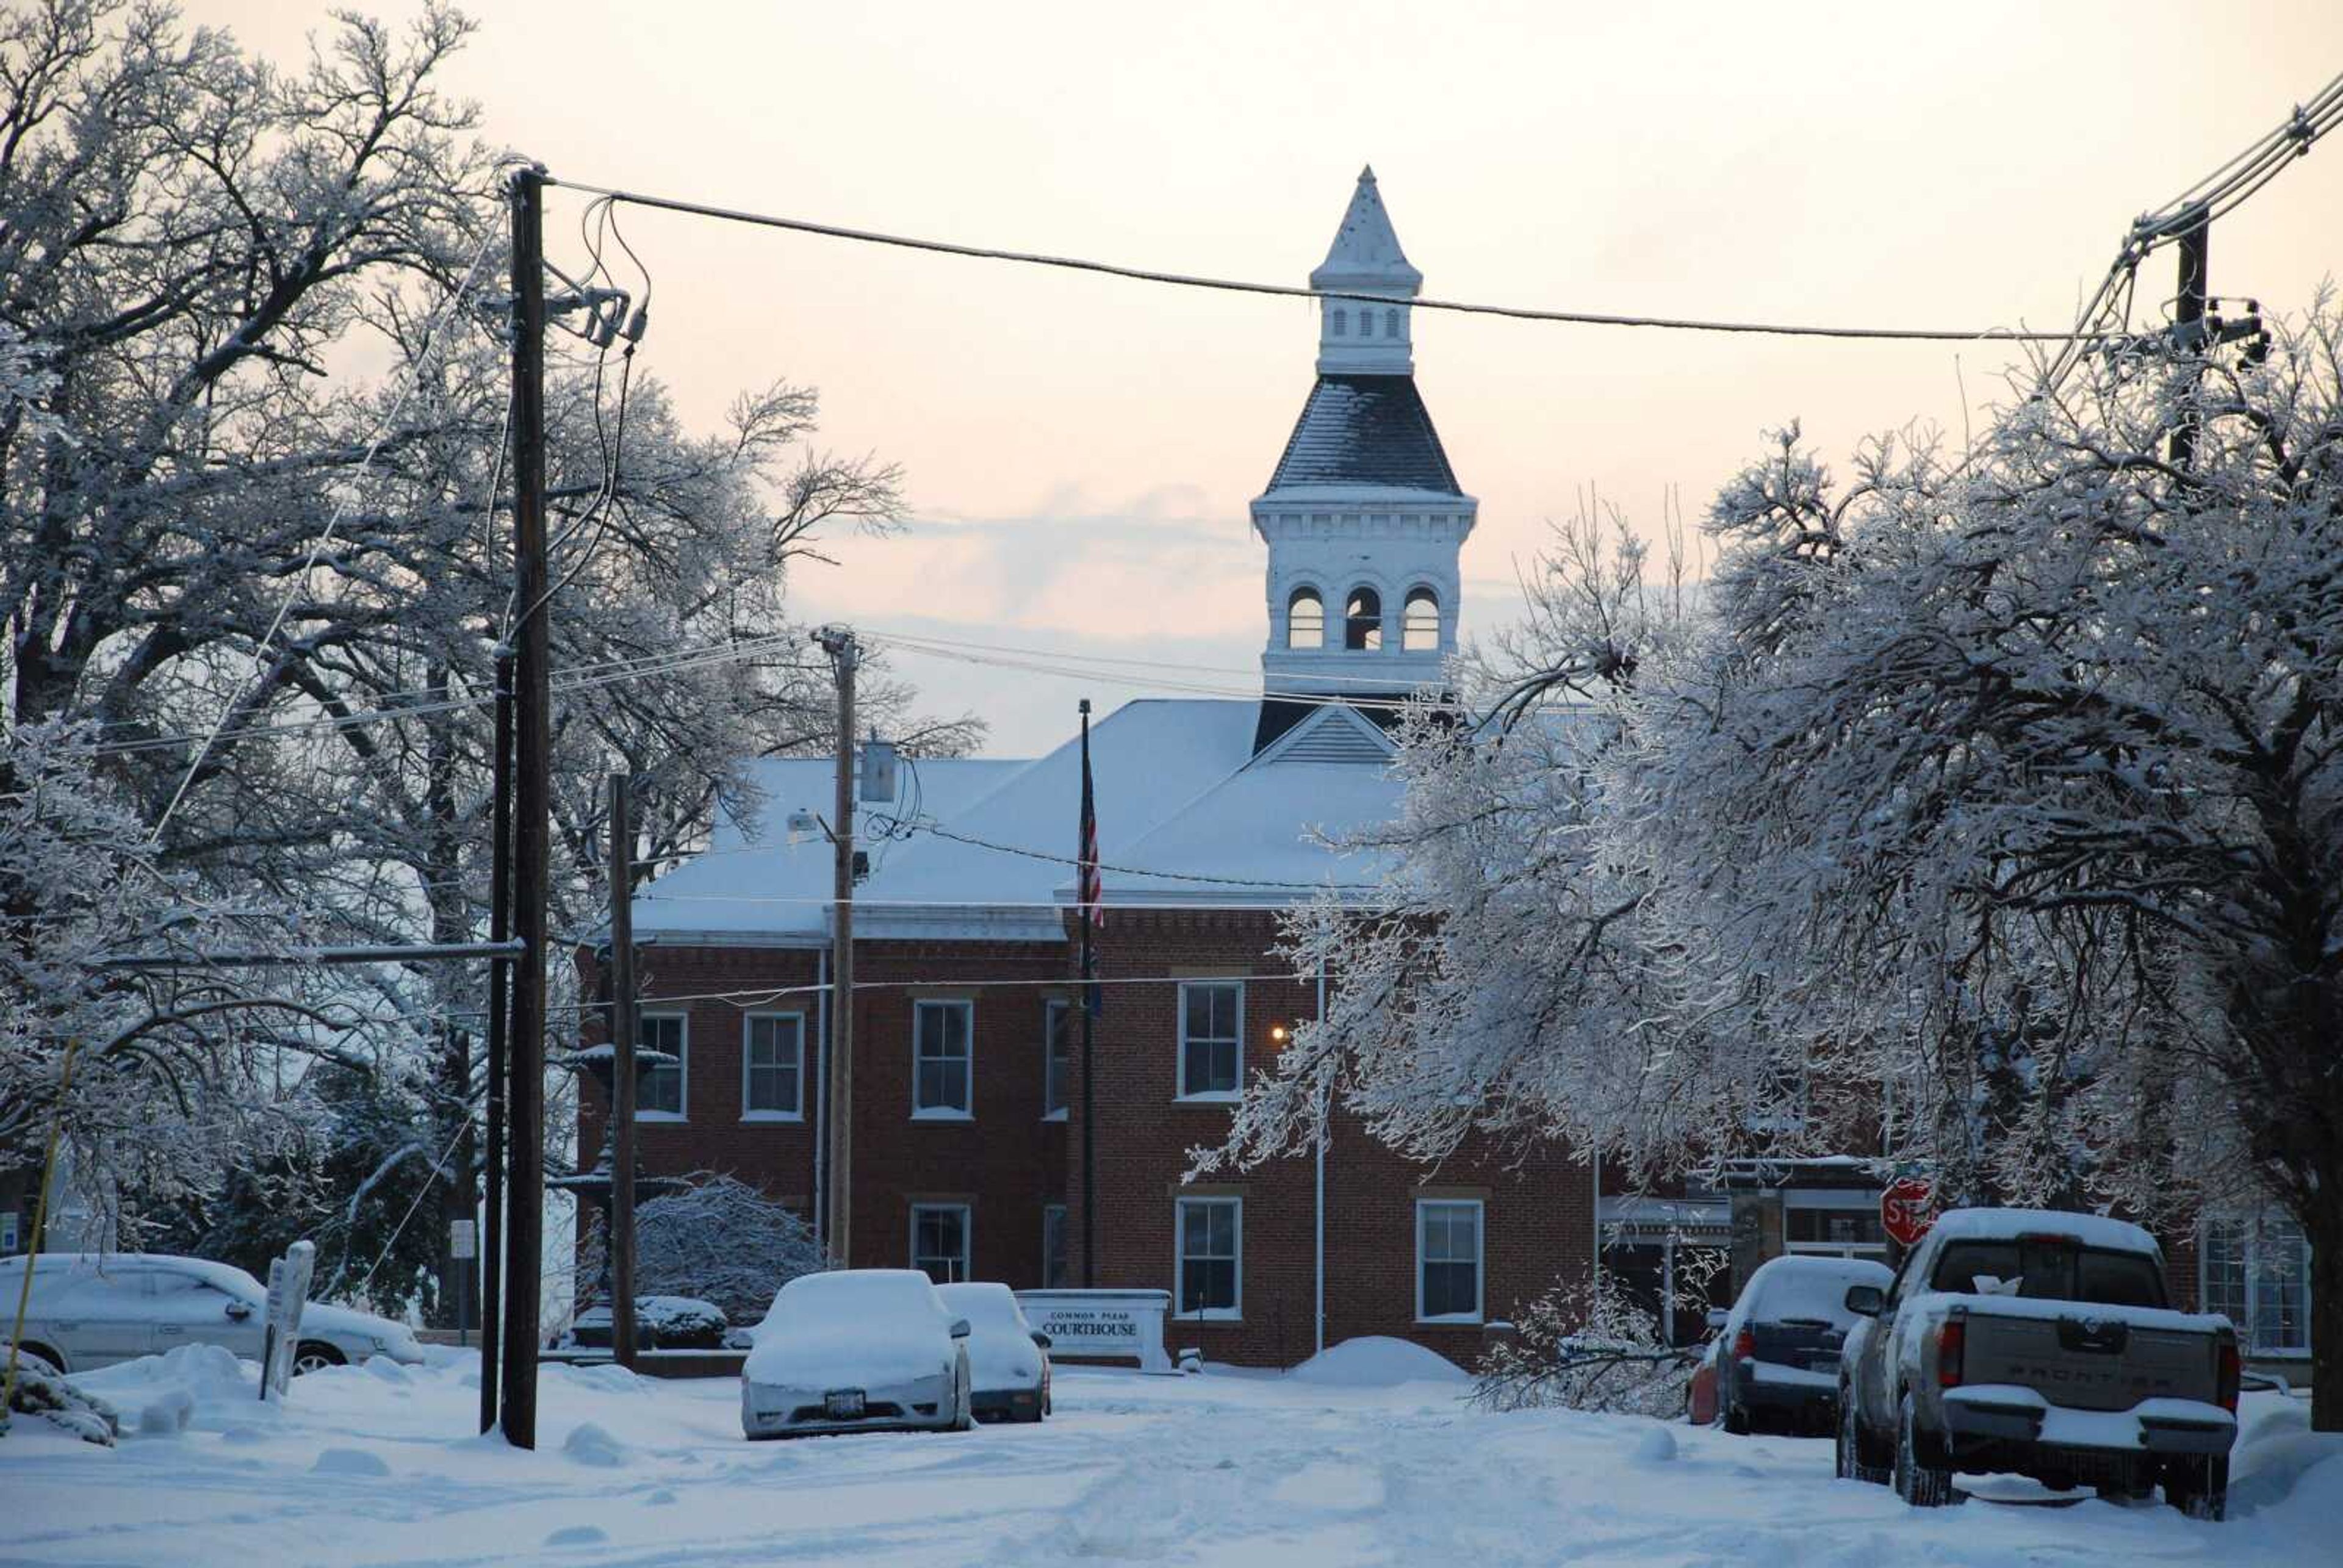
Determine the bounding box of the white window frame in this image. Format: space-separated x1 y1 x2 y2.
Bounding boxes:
1042 999 1070 1121
1176 981 1243 1102
637 1012 688 1121
2200 1210 2312 1358
911 998 975 1121
1174 1195 1242 1320
1042 1203 1068 1289
910 1202 972 1284
1416 1198 1485 1324
740 1012 805 1123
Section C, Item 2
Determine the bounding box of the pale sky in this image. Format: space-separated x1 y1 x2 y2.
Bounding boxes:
201 1 2343 753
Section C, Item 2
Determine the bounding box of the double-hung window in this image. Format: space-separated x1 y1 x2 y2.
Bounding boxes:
910 1203 971 1284
1043 999 1070 1120
2201 1211 2311 1355
638 1015 686 1119
1178 982 1242 1099
1417 1199 1484 1322
742 1013 803 1120
912 999 973 1119
1176 1196 1241 1317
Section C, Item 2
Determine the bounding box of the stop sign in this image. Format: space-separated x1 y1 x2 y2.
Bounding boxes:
1881 1177 1936 1247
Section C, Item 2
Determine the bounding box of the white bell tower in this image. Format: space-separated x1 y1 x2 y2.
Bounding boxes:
1254 168 1475 704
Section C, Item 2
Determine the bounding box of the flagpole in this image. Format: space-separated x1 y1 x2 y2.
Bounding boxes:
1078 699 1098 1289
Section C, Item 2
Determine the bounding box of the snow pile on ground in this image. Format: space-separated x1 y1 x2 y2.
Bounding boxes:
68 1345 281 1437
4 1348 2335 1567
1286 1335 1470 1389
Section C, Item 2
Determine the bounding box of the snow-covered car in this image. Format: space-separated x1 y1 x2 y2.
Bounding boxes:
1713 1254 1892 1436
937 1281 1051 1422
0 1253 425 1375
1837 1208 2240 1517
570 1295 728 1350
740 1269 973 1439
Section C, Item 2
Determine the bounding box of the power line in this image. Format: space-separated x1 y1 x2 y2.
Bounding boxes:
549 177 2106 345
2043 70 2343 390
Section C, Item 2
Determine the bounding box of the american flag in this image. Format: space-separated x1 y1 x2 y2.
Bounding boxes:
1078 725 1104 930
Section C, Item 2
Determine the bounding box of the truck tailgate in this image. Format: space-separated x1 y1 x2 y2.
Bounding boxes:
1962 1312 2215 1411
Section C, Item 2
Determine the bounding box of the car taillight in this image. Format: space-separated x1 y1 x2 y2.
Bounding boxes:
2216 1336 2240 1413
1937 1317 1965 1388
1733 1328 1754 1361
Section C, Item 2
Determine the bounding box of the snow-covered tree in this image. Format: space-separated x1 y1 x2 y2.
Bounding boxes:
572 1174 824 1323
1223 306 2343 1430
1 2 976 1312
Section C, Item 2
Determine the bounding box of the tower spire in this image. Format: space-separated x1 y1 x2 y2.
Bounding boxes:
1311 167 1419 375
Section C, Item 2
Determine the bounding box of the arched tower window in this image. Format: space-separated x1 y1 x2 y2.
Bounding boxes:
1344 587 1383 651
1330 307 1347 337
1384 307 1400 339
1287 587 1325 649
1403 587 1440 650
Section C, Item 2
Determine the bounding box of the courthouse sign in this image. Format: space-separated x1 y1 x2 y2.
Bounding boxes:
1014 1289 1173 1373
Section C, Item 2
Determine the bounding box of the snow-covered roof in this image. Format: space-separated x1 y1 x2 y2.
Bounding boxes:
1308 167 1423 293
1263 375 1463 496
1924 1207 2162 1256
628 697 1403 944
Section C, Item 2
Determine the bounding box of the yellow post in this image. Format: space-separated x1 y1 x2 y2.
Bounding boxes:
3 1037 81 1426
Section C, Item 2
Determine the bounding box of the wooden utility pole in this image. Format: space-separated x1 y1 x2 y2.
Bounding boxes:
500 164 552 1450
818 628 857 1265
606 774 639 1370
478 646 513 1435
2170 201 2210 470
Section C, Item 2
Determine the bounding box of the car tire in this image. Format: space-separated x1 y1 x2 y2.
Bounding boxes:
10 1343 66 1377
292 1341 345 1376
1721 1397 1749 1436
1892 1391 1956 1508
2166 1454 2229 1522
1837 1387 1887 1484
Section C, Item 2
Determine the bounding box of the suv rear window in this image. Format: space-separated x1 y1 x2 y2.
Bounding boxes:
1931 1239 2165 1307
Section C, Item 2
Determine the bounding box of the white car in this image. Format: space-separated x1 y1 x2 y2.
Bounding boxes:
741 1269 973 1439
0 1253 426 1375
937 1282 1052 1423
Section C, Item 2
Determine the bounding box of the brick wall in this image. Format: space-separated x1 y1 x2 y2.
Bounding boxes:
578 910 1593 1368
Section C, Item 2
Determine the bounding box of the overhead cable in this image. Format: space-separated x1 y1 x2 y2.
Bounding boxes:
549 178 2104 345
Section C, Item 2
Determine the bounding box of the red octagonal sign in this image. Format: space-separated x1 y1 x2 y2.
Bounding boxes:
1881 1177 1936 1248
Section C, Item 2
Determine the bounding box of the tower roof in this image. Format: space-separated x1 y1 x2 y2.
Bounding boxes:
1309 166 1423 293
1264 374 1462 494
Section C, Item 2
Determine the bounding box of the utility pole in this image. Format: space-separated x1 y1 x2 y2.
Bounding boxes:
2170 200 2210 470
817 627 858 1265
606 774 639 1370
500 164 552 1450
478 646 513 1436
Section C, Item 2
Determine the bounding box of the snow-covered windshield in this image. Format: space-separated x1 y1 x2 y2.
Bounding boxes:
1737 1256 1891 1330
1929 1239 2164 1307
937 1282 1024 1331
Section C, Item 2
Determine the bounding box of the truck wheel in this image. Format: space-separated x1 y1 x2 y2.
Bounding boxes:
2167 1455 2228 1522
1837 1390 1887 1484
1893 1392 1956 1508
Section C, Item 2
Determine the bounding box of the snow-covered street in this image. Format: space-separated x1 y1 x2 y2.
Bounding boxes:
4 1345 2336 1567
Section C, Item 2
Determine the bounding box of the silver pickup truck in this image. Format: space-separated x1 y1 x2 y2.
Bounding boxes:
1835 1207 2240 1519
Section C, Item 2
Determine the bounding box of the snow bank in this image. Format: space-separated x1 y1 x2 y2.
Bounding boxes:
69 1345 280 1436
1286 1336 1469 1389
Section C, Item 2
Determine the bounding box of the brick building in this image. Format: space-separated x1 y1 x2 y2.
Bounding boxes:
578 169 1594 1365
